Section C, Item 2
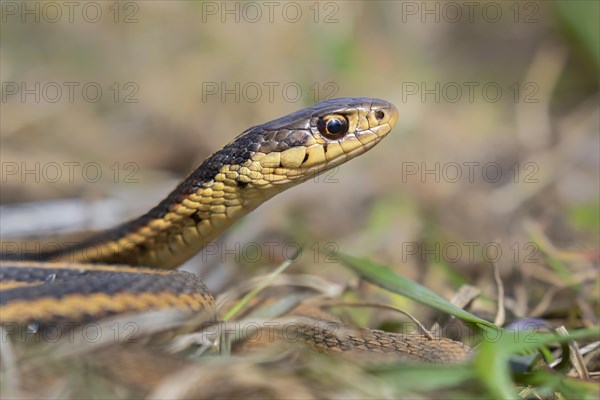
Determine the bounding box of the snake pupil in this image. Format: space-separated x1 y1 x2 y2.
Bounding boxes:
327 119 343 134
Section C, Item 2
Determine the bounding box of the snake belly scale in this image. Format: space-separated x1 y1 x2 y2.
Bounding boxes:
0 98 471 362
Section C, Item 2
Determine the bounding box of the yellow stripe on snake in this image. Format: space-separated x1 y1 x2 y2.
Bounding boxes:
0 98 471 362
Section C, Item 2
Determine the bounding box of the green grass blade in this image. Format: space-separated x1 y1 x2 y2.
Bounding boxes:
336 252 497 331
474 327 599 399
223 251 299 321
368 363 475 392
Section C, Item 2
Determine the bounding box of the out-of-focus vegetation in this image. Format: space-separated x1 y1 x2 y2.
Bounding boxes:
1 1 598 398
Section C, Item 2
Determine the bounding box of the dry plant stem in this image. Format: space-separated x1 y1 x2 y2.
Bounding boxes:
556 326 590 379
0 328 19 398
216 274 344 313
431 285 481 335
516 41 568 150
529 286 560 318
492 261 506 326
449 285 482 309
317 300 435 340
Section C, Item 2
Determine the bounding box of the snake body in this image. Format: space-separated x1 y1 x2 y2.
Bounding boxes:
0 98 471 362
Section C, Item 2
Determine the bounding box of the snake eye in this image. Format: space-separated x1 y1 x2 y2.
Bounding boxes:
317 114 349 140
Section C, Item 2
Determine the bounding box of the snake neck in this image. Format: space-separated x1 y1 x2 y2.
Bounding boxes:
21 159 297 269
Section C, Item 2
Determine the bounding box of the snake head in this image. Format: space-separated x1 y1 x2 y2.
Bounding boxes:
245 97 398 185
186 98 397 194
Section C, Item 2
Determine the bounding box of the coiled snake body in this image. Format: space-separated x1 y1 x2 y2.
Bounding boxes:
0 98 471 362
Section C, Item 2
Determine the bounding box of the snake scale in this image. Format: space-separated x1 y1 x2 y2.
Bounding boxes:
0 98 471 362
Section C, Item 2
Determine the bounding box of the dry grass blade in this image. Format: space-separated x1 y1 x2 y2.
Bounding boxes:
556 326 590 379
492 261 506 326
216 274 344 312
222 256 298 321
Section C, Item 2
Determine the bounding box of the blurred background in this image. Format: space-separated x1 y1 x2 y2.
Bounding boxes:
1 1 598 329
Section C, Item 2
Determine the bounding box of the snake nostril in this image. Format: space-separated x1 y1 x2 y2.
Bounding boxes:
374 110 385 120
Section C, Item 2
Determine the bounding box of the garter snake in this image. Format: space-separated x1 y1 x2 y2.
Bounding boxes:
0 98 471 362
